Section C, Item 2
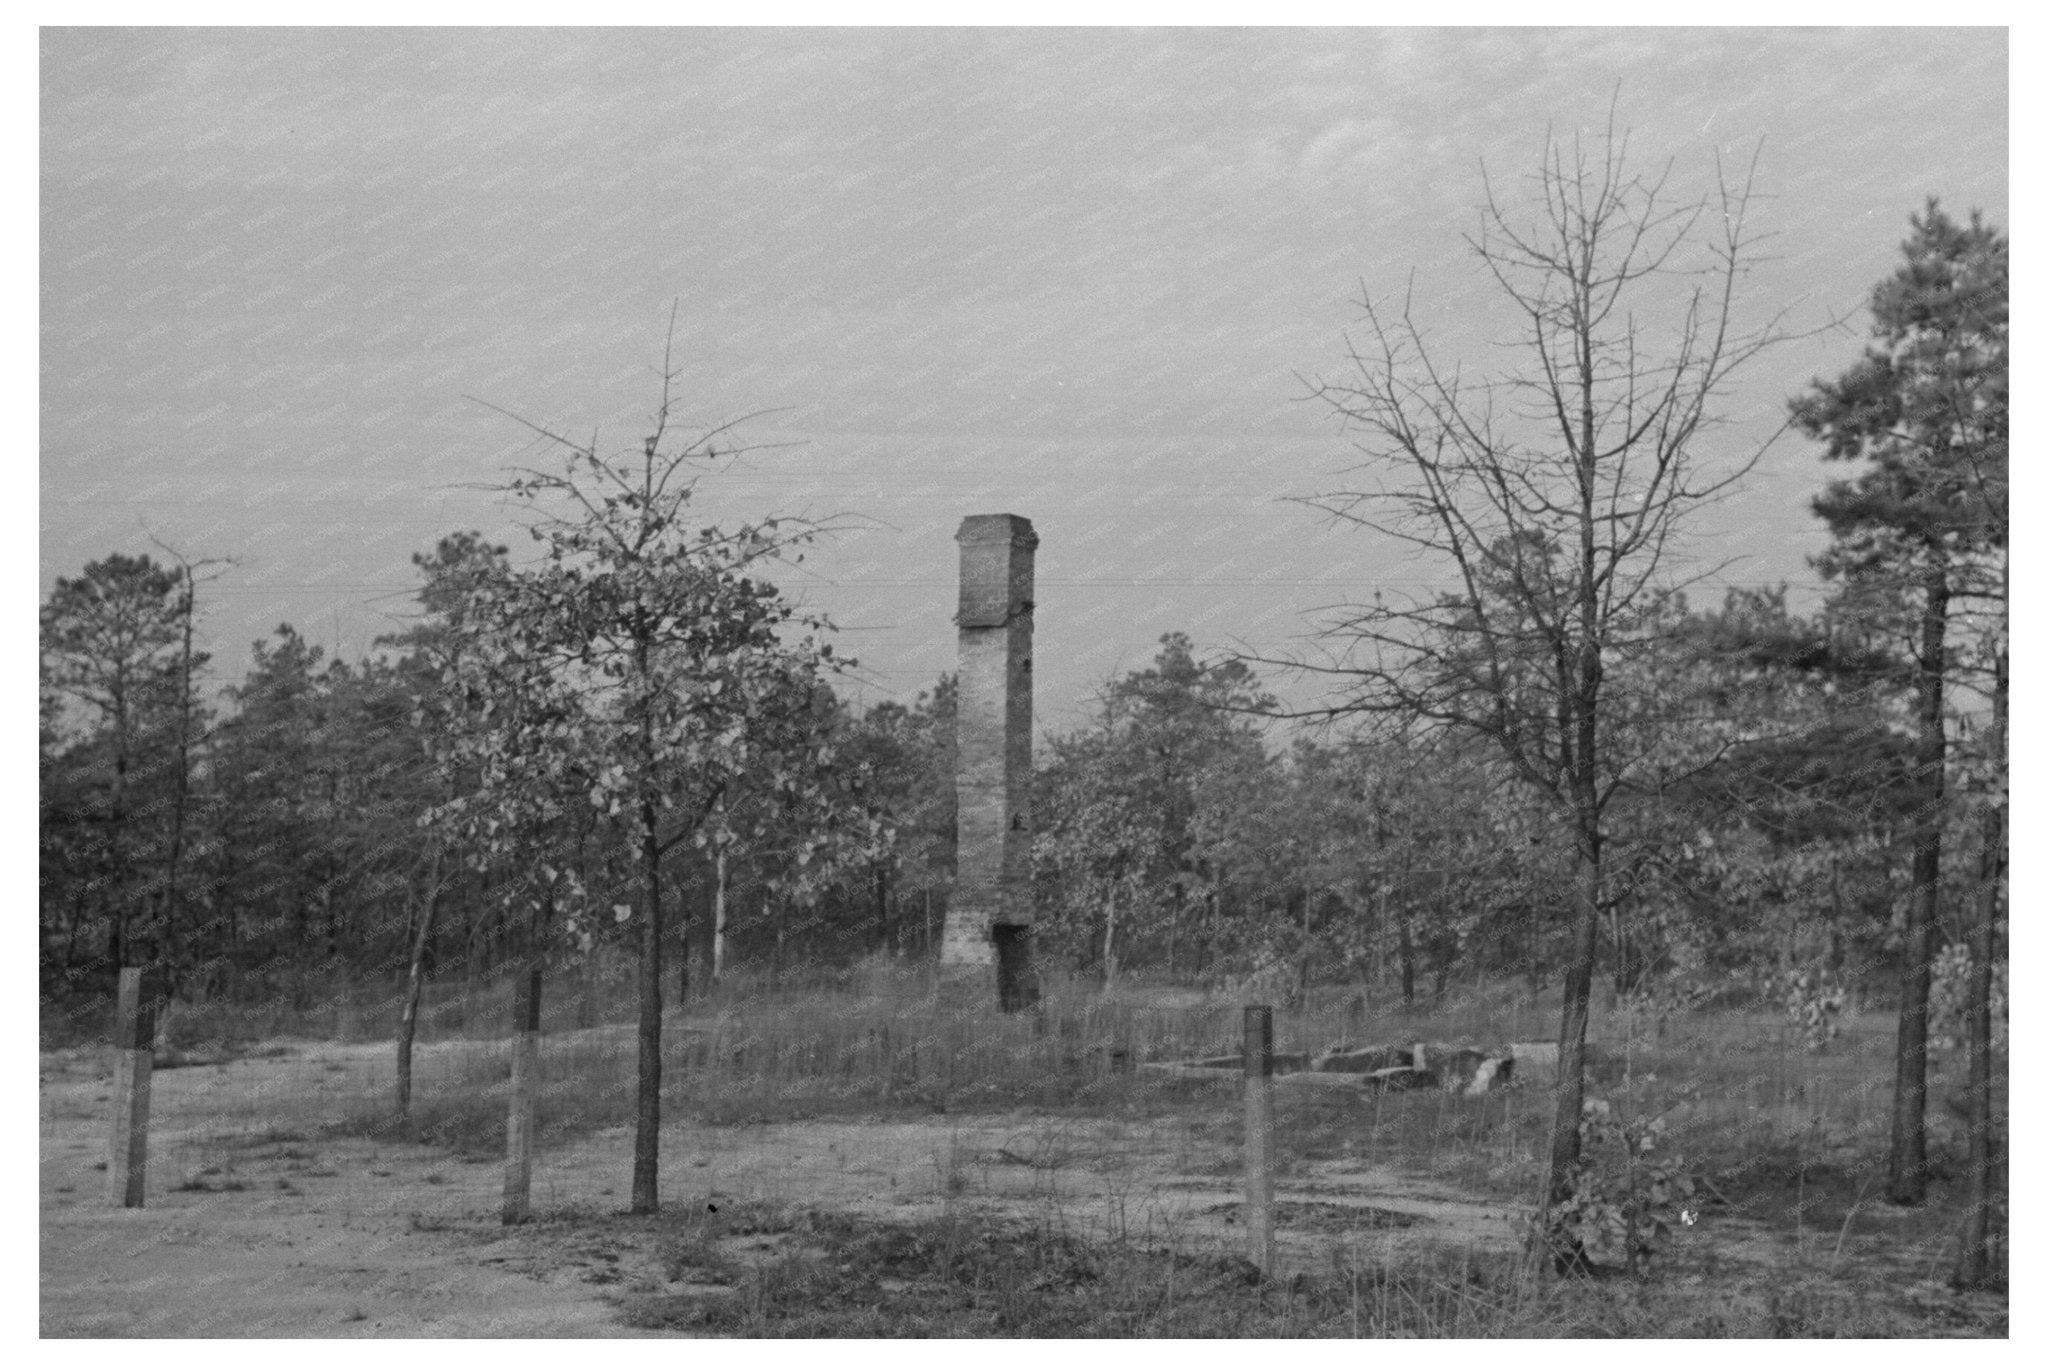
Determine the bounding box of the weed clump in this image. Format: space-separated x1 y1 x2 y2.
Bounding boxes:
615 1200 1541 1337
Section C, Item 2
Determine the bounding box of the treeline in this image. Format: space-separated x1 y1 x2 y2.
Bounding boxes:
38 566 2001 1025
1035 606 1988 1024
36 562 1997 1037
37 541 958 1012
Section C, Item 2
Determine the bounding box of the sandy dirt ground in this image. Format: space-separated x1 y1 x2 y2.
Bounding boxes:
40 1036 1525 1337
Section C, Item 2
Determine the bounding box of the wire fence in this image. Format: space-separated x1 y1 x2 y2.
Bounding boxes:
41 963 1907 1278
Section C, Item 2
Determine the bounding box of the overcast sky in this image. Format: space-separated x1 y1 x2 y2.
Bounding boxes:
40 27 2008 729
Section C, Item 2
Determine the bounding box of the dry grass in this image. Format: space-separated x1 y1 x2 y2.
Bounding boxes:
611 1198 1549 1337
321 962 2000 1282
536 1194 1996 1338
299 960 1958 1184
43 960 2005 1334
326 962 1249 1151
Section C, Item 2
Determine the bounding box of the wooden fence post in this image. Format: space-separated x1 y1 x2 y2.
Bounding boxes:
108 967 159 1208
1244 1004 1276 1277
502 966 542 1225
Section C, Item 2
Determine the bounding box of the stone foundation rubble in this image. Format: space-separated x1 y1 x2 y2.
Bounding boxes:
1140 1037 1568 1097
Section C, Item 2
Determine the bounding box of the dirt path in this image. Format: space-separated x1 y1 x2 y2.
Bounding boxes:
41 1195 658 1337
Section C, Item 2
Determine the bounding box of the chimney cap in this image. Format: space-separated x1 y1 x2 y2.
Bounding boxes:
956 513 1038 549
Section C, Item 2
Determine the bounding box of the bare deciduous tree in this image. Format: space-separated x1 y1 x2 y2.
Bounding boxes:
1290 119 1799 1270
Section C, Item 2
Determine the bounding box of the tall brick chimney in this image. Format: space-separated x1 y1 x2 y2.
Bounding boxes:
942 513 1038 1009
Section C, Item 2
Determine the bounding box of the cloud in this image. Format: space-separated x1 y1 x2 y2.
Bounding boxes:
1296 117 1399 191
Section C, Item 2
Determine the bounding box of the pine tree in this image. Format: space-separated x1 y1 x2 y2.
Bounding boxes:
1791 200 2007 1208
40 555 203 980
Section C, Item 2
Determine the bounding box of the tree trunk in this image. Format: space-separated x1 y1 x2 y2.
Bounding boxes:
222 843 240 998
1611 898 1630 1005
1950 794 2003 1286
394 853 441 1117
462 929 479 1036
874 862 890 959
773 890 788 986
711 846 729 982
1542 402 1609 1274
1397 914 1416 1009
1952 646 2005 1287
1102 884 1118 988
1543 839 1602 1266
673 872 693 1011
62 889 83 975
1298 885 1313 1004
158 573 200 997
1167 880 1183 984
109 716 130 970
631 793 665 1214
1889 566 1949 1205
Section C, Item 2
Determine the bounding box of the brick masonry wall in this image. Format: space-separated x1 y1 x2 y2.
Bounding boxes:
942 514 1037 969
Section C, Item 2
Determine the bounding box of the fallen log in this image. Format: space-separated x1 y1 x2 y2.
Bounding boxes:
1312 1044 1417 1074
